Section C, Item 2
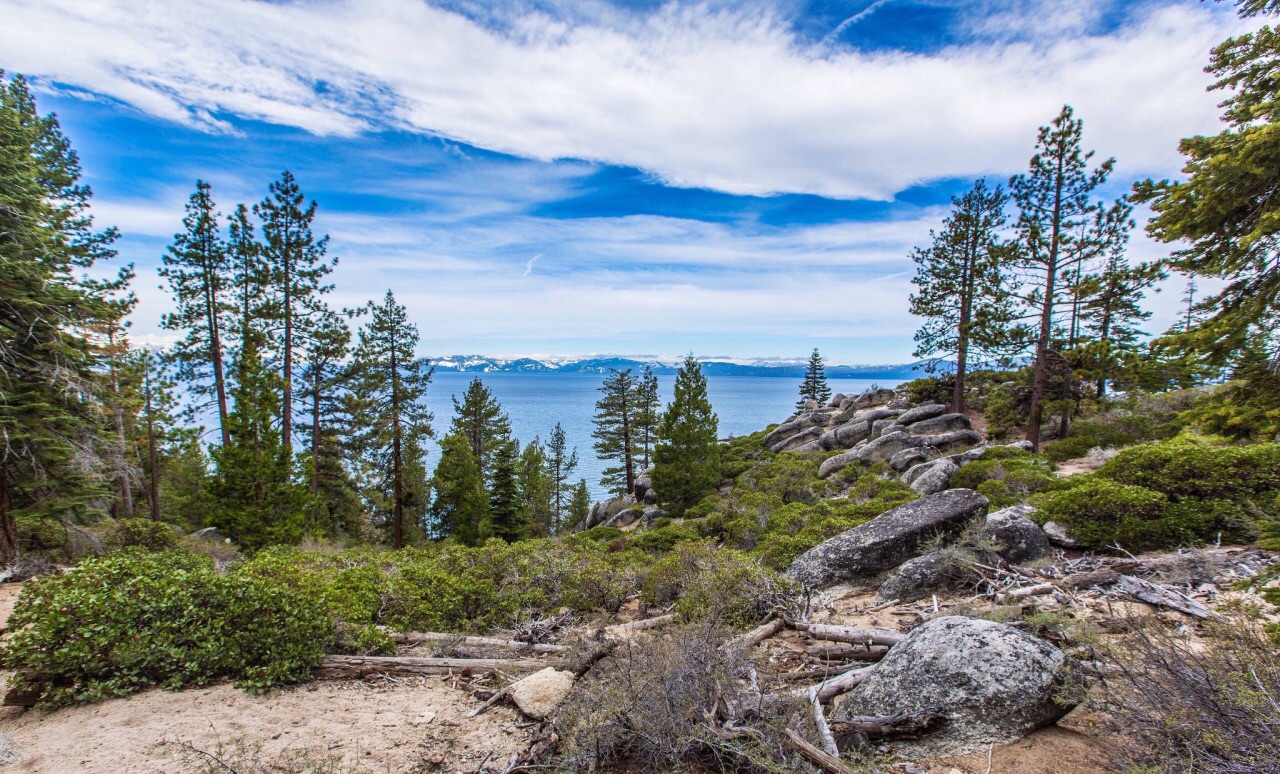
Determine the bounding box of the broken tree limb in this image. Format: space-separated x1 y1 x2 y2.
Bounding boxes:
809 687 840 756
316 655 558 680
732 617 786 648
1114 575 1213 619
572 640 619 679
805 644 889 662
782 728 858 774
792 622 905 647
467 687 508 718
390 631 569 655
998 582 1058 602
603 613 675 638
807 665 876 703
829 707 949 751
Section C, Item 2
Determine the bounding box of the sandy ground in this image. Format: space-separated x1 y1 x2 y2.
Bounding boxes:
1054 456 1100 477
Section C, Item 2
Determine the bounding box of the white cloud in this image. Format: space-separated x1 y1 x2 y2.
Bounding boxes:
0 0 1250 199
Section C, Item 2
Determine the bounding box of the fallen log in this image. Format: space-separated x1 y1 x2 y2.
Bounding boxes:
809 687 840 756
809 665 876 703
793 622 905 647
390 631 569 655
1061 568 1120 590
998 582 1058 602
603 613 675 638
805 644 889 662
830 707 949 751
732 617 786 648
782 728 858 774
316 655 557 680
1114 575 1213 620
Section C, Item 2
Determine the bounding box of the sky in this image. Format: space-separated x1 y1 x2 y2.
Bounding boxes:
0 0 1252 364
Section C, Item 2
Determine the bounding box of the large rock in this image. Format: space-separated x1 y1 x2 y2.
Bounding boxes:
888 447 935 472
851 388 896 409
913 429 983 453
985 505 1051 564
601 506 644 529
786 489 990 588
870 418 898 439
507 667 576 719
908 458 959 495
772 425 824 453
905 413 973 435
1042 521 1078 548
828 393 847 408
642 507 669 529
892 403 947 427
632 468 654 502
763 413 826 448
846 430 927 465
876 550 952 603
833 616 1077 756
818 420 872 451
578 496 638 531
818 449 861 479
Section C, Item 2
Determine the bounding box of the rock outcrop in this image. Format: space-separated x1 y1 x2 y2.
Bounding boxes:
904 413 973 435
785 489 990 588
833 616 1077 756
907 458 959 496
507 667 576 719
984 505 1051 564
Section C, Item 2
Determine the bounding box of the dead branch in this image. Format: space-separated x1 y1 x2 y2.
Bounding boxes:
316 655 558 680
604 613 675 638
782 728 858 774
830 707 949 750
809 665 876 702
804 644 889 662
391 631 569 654
1113 575 1213 619
793 622 904 647
731 617 786 648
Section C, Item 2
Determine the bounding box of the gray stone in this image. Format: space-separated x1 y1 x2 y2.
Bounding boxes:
188 527 226 542
905 413 973 435
913 429 983 453
508 667 576 719
819 420 872 451
602 506 644 529
870 418 898 438
834 616 1077 756
786 489 990 588
844 430 927 465
892 403 948 427
803 399 819 411
909 458 959 495
852 388 896 409
643 488 658 505
818 449 861 479
0 732 20 766
828 393 847 408
985 505 1051 564
1042 521 1078 548
642 507 670 529
763 412 827 448
633 471 652 502
888 447 935 472
771 425 824 453
876 550 951 603
790 439 822 453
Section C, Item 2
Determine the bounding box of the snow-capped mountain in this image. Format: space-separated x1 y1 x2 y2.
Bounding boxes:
427 355 940 379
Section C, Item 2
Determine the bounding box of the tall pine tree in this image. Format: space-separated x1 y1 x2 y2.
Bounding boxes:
431 432 488 545
634 366 661 470
349 291 433 549
543 422 578 535
592 369 639 495
449 378 514 485
299 312 358 535
796 348 833 410
653 355 720 514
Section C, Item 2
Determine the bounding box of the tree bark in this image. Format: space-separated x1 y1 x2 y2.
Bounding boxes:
782 729 858 774
310 361 322 528
792 622 905 647
390 329 404 549
390 631 569 654
1027 154 1067 452
0 466 16 567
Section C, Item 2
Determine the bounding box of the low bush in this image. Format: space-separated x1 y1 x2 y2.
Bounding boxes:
0 550 331 707
1032 479 1179 551
903 374 953 406
642 542 797 626
948 450 1064 502
628 523 700 554
107 518 181 551
1095 438 1280 502
16 514 65 553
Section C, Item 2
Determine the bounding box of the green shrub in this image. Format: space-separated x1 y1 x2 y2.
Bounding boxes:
107 518 181 551
572 526 625 544
0 550 331 707
629 524 700 554
642 542 795 627
903 375 952 406
948 451 1063 500
17 515 65 552
1033 479 1181 551
1096 438 1280 501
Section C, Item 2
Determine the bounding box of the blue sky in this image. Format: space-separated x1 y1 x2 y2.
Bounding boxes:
1 0 1250 363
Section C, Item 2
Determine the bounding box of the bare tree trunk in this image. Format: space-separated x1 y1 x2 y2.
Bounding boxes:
310 364 322 528
145 367 161 521
390 332 404 550
282 261 293 453
1027 158 1066 452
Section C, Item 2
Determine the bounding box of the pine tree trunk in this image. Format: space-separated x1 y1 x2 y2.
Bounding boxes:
621 394 634 495
146 369 161 521
310 364 322 528
954 230 976 415
0 466 16 567
109 352 133 519
282 263 293 453
1097 302 1114 397
205 266 231 447
390 336 404 550
1027 157 1067 452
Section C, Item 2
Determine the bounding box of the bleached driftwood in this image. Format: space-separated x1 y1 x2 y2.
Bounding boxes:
1114 575 1213 619
804 643 889 661
808 665 876 702
829 707 949 750
603 613 676 638
316 655 557 679
793 622 904 647
391 631 569 654
731 617 786 648
782 729 858 774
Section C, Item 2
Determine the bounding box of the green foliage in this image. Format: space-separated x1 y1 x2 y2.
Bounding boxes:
1096 438 1280 501
642 542 796 626
653 356 720 514
17 515 66 553
628 523 700 554
566 479 591 531
107 519 181 551
447 378 512 483
1033 479 1179 551
796 348 832 410
430 433 490 546
903 375 953 406
592 368 641 496
0 550 331 707
948 450 1065 503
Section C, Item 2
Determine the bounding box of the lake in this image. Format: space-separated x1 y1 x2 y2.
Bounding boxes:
425 372 905 502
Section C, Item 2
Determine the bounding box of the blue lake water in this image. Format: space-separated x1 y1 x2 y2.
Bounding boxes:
424 373 905 502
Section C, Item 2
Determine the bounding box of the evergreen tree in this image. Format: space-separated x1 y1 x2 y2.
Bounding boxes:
1134 3 1280 402
160 180 233 445
206 334 307 548
348 291 433 549
430 432 488 545
517 439 554 535
254 171 336 452
909 180 1022 413
0 72 123 564
448 378 513 485
652 356 720 514
299 312 359 535
543 422 578 535
488 441 525 542
796 348 833 410
227 202 268 344
1009 106 1121 449
592 368 639 495
139 351 182 521
567 479 591 531
634 366 662 469
1078 239 1159 396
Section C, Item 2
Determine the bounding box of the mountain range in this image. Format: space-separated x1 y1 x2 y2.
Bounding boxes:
430 355 943 379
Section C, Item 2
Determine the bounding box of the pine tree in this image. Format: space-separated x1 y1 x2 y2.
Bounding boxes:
430 432 488 545
652 355 720 514
227 202 268 345
567 479 591 531
488 441 525 542
592 369 639 495
1133 4 1280 396
160 180 233 445
207 333 308 548
909 180 1022 413
94 291 141 520
517 439 554 534
139 351 182 521
299 312 358 535
0 72 124 564
1078 239 1159 396
448 378 514 485
543 422 578 535
796 348 833 410
634 366 662 469
1009 106 1120 449
255 171 336 452
348 291 434 549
